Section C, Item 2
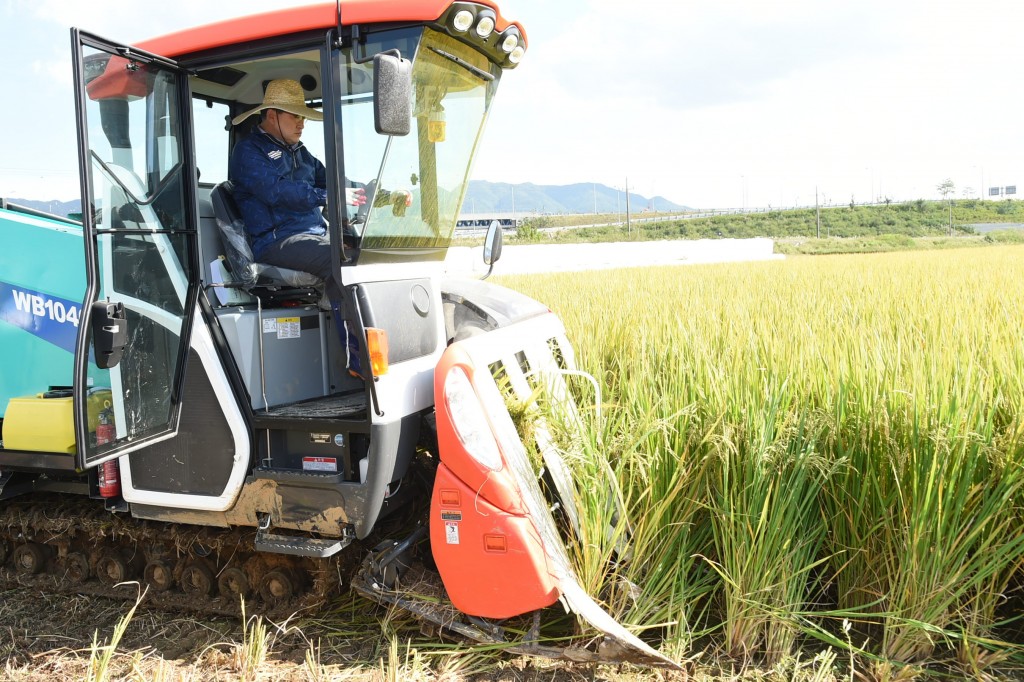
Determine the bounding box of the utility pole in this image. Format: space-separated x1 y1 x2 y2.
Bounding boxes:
816 186 820 239
625 177 632 236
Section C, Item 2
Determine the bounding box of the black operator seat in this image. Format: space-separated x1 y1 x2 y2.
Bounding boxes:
209 181 322 305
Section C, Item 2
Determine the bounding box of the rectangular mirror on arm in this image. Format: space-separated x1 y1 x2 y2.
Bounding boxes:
373 50 412 137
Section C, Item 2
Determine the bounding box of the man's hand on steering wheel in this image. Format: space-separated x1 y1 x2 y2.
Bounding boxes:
346 186 367 207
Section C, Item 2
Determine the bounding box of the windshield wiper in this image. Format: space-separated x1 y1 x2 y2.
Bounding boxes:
429 48 494 82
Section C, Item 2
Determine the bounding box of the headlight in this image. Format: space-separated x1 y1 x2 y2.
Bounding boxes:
501 33 519 53
444 366 503 471
83 54 112 85
475 15 495 38
452 10 474 33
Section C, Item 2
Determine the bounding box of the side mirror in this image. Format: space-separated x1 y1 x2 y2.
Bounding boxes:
482 220 503 279
374 51 412 136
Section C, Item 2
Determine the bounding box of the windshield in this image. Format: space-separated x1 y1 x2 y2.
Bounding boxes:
337 28 501 255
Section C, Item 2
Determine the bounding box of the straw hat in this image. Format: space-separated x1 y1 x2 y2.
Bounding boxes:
231 79 323 125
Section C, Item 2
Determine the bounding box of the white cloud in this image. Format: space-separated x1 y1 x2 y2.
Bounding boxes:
472 0 1024 206
32 57 71 87
546 0 909 109
3 0 1024 207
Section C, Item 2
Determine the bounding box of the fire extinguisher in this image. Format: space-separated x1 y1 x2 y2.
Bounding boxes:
96 408 121 498
96 407 115 445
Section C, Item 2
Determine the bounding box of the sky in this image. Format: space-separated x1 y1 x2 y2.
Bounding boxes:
1 0 1023 209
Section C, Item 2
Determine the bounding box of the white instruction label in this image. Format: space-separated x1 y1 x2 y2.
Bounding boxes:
262 319 277 334
277 317 300 339
302 457 338 472
445 521 460 545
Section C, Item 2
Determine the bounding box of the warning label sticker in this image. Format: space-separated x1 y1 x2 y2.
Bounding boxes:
445 521 460 545
440 511 462 522
277 317 300 339
302 457 338 472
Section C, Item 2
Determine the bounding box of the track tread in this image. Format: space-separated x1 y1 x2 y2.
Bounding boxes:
0 493 344 619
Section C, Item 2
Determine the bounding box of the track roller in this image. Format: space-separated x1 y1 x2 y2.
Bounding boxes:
13 543 47 575
144 559 175 592
217 567 251 601
63 552 91 583
259 568 298 604
96 550 132 586
180 561 215 597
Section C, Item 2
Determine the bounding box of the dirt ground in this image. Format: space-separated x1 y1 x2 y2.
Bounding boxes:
22 584 1017 682
0 584 679 682
0 494 682 680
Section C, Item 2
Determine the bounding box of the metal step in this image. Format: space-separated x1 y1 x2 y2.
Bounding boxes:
253 466 346 485
255 528 352 558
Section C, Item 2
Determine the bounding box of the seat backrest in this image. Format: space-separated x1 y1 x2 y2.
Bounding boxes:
210 181 321 290
210 181 259 288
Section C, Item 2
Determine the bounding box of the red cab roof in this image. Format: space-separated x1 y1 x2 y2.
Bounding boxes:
137 0 524 60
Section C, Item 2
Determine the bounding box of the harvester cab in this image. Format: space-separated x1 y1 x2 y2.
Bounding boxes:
0 0 677 668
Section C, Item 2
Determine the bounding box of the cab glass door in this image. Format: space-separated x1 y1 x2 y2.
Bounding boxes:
71 31 199 468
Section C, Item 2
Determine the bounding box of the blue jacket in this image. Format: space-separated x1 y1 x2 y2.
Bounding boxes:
228 127 328 259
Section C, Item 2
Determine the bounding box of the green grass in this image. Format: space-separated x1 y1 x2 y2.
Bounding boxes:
497 245 1024 679
499 199 1024 247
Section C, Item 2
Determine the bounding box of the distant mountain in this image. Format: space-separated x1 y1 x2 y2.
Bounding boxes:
2 198 80 219
463 181 689 214
4 181 690 220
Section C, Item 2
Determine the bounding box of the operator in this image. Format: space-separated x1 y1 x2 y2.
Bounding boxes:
229 79 412 376
227 79 412 299
228 79 355 303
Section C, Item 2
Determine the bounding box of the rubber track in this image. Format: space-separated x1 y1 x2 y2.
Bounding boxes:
0 493 349 619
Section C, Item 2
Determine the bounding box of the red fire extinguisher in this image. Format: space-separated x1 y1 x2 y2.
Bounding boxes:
96 408 120 498
96 407 116 445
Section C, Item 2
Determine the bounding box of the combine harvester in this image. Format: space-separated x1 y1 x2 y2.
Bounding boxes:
0 0 676 668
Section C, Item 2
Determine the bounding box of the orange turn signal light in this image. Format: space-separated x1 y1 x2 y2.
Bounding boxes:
483 534 507 553
366 327 389 376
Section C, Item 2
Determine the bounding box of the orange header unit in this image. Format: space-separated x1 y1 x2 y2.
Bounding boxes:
137 0 526 61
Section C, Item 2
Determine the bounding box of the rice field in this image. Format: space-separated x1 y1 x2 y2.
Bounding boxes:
497 244 1024 679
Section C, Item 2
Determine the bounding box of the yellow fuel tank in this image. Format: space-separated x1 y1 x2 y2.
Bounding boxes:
3 388 111 454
